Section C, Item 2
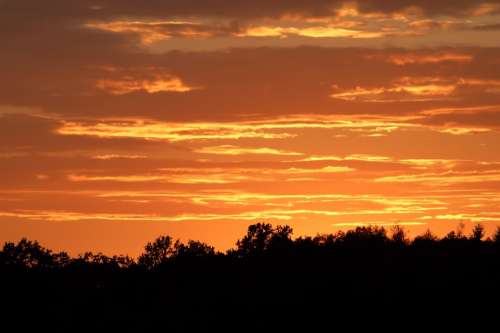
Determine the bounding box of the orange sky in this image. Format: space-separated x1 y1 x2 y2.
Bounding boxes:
1 0 500 256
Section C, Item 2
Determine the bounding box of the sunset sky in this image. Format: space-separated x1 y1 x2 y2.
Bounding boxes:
2 0 500 256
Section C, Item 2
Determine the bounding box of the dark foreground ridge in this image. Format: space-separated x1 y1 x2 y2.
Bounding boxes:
1 223 499 330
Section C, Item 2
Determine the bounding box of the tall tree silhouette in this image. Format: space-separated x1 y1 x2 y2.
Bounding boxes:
2 238 54 269
138 235 175 269
390 225 409 246
174 240 216 258
235 223 293 256
470 224 485 242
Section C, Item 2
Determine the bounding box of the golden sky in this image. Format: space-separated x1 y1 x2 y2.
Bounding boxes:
1 0 500 255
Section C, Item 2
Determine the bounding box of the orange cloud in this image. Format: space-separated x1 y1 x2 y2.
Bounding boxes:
85 20 218 44
91 154 148 160
57 120 297 141
67 165 354 185
0 206 443 223
56 114 417 142
472 3 500 16
299 154 392 163
88 19 388 44
68 173 265 185
331 77 457 102
400 159 459 169
56 110 497 143
282 166 355 174
345 154 392 162
95 191 447 210
239 25 384 39
375 170 500 185
298 155 343 162
333 221 426 227
420 105 500 116
458 78 500 92
332 76 500 103
433 213 500 222
438 127 492 135
387 53 473 65
96 75 195 94
195 145 303 156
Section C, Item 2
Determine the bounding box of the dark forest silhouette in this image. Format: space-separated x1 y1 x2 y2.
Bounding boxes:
1 223 499 330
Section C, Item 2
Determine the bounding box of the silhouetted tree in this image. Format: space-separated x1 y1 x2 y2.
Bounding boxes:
235 223 293 256
293 236 319 255
236 223 274 256
493 227 500 244
138 235 175 269
52 251 71 268
312 233 337 248
470 224 485 242
174 240 216 258
75 252 134 269
412 229 438 247
112 255 135 269
1 238 54 269
267 225 293 254
444 222 467 241
338 226 388 249
390 225 409 246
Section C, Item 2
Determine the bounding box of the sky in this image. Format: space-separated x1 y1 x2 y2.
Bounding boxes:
1 0 500 256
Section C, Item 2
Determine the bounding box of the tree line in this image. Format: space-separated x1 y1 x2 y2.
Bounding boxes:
1 223 499 271
1 223 499 330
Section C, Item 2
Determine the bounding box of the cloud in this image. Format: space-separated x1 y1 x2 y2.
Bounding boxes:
3 46 500 125
55 114 419 142
375 170 500 185
283 166 355 174
437 127 492 135
96 76 196 94
87 20 387 42
0 205 442 223
417 106 500 133
96 191 447 209
433 213 500 222
67 164 354 185
400 159 459 169
420 105 500 116
4 1 499 23
332 76 500 103
56 119 296 141
356 1 500 17
299 154 392 162
332 221 426 227
385 53 473 65
68 173 265 184
85 20 238 44
91 154 148 160
77 6 493 47
237 25 385 39
331 77 458 102
470 23 500 31
195 145 303 156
